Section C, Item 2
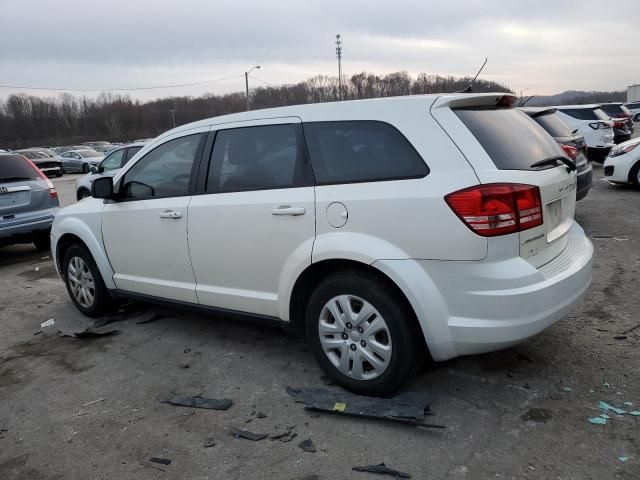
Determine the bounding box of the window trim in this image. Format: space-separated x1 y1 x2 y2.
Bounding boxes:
198 122 315 195
302 120 429 187
114 132 207 202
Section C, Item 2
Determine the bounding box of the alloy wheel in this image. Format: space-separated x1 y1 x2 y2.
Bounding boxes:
67 256 95 308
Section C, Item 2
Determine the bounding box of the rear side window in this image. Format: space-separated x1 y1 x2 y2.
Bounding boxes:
532 111 574 137
207 124 312 193
0 155 39 181
455 107 563 170
559 108 600 120
303 121 428 185
600 104 625 117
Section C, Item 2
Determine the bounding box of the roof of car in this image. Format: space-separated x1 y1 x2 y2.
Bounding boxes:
520 107 557 116
600 102 623 106
554 104 602 109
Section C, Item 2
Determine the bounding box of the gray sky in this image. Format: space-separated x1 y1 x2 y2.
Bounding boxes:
1 0 638 101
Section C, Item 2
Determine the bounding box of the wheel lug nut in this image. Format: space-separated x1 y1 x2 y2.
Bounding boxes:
350 344 357 351
346 322 353 329
341 333 348 340
360 340 366 347
357 327 363 333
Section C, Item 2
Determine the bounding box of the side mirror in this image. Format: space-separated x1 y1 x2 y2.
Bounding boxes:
90 166 98 174
91 176 114 199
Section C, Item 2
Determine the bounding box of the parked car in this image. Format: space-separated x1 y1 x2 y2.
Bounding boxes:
54 145 96 155
624 102 640 121
599 103 634 143
1 153 60 250
522 107 592 201
59 149 105 173
52 94 593 395
83 141 114 154
554 105 615 163
13 149 63 177
75 142 147 200
603 137 640 187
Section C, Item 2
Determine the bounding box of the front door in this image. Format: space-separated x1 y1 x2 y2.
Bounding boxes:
102 130 208 303
188 119 315 317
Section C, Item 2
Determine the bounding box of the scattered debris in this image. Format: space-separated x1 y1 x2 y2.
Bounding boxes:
599 414 610 419
620 323 640 335
231 428 267 441
270 426 297 442
184 348 191 354
588 417 607 425
203 437 216 448
159 394 232 411
599 401 626 415
40 318 55 328
521 408 553 423
286 387 444 429
619 456 629 463
562 386 573 392
352 463 412 478
57 324 121 338
34 266 39 272
135 312 166 324
83 398 106 407
298 439 316 453
614 335 628 340
149 457 172 466
256 411 267 419
623 402 633 407
178 362 190 369
629 411 640 416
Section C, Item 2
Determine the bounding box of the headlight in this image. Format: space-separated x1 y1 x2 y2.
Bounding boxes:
610 141 640 158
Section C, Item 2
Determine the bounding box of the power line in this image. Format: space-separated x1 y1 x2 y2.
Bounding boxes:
0 74 244 93
248 76 274 87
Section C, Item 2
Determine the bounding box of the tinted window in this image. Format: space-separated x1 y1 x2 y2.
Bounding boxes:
121 133 204 200
454 107 563 170
100 149 125 171
625 103 640 110
0 155 39 181
125 146 143 162
17 150 39 159
79 150 101 158
303 121 428 185
600 104 625 116
532 111 574 137
559 108 600 120
207 124 312 193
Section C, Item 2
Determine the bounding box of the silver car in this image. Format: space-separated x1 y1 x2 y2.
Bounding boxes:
0 153 60 250
75 142 147 200
59 149 105 174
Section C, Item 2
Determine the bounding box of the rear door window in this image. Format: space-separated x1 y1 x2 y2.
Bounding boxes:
531 111 574 137
454 107 563 170
0 155 39 181
303 120 428 185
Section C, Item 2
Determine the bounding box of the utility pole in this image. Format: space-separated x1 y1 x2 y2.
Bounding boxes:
335 34 343 100
245 65 261 111
169 109 176 128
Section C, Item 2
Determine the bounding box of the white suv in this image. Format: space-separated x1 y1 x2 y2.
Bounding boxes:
51 94 593 395
554 105 615 163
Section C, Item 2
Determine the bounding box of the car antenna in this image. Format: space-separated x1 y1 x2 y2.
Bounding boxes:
456 57 488 93
519 95 536 107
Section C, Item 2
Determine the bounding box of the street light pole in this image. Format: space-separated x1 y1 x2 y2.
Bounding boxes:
245 65 261 111
335 34 343 100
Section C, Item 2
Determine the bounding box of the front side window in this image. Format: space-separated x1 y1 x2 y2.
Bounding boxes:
303 121 428 185
100 149 125 172
207 124 312 193
120 133 204 200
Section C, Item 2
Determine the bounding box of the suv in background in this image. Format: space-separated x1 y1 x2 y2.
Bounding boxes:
14 149 63 177
0 153 60 250
624 102 640 121
599 103 634 143
522 107 592 200
555 105 615 163
75 142 146 200
52 94 592 395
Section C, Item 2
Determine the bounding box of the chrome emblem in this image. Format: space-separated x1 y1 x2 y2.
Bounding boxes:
0 186 8 193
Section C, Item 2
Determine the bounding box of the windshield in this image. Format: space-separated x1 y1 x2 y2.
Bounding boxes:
454 107 564 170
79 150 102 158
18 151 39 159
532 111 574 137
0 155 39 181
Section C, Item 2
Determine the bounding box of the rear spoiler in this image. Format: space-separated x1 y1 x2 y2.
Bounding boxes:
521 107 557 118
431 93 518 110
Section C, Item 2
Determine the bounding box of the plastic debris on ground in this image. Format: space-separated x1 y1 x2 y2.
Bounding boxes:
588 417 607 425
270 426 297 442
203 437 216 448
149 457 171 465
40 318 55 328
298 439 316 453
618 456 629 462
231 428 267 441
57 324 121 338
352 462 412 478
629 411 640 416
286 386 444 429
159 393 232 411
562 386 573 392
598 401 626 415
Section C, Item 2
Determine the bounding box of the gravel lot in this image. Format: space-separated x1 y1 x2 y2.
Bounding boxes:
1 164 639 480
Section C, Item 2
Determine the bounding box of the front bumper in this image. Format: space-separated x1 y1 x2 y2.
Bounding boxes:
375 223 593 361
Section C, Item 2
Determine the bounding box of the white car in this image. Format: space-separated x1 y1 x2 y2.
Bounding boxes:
75 143 147 200
59 149 105 174
51 94 593 395
603 137 640 187
554 105 615 163
624 102 640 122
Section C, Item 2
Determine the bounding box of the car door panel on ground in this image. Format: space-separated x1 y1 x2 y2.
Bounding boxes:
102 129 208 303
188 118 315 317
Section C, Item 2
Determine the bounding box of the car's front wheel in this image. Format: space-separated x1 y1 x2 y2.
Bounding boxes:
82 163 90 174
305 270 422 396
63 244 112 317
77 188 91 200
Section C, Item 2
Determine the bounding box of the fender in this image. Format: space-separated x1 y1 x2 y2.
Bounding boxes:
52 214 115 290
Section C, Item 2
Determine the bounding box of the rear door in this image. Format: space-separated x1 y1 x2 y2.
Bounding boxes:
432 97 577 267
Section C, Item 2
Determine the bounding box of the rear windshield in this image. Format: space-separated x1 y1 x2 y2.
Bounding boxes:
454 107 563 170
531 111 574 137
600 104 628 117
0 155 39 181
559 108 601 120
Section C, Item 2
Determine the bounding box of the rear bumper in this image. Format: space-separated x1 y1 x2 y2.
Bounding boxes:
0 208 59 244
587 146 612 163
576 163 593 201
375 223 593 361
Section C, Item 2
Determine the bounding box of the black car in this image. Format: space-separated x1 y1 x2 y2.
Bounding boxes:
600 103 634 144
522 107 592 201
13 149 63 177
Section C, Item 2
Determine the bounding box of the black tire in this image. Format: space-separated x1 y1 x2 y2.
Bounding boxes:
305 270 422 396
33 231 51 251
82 163 90 173
77 188 91 200
62 243 112 317
630 161 640 188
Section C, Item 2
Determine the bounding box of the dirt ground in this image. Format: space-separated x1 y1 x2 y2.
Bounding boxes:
0 164 639 480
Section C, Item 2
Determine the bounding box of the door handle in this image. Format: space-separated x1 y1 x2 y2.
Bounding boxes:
271 206 306 216
159 210 183 219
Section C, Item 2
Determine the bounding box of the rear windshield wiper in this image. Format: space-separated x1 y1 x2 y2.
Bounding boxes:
0 176 32 182
530 156 576 172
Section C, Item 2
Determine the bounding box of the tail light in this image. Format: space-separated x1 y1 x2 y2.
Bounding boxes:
560 144 578 161
613 120 626 128
23 157 58 199
445 183 543 237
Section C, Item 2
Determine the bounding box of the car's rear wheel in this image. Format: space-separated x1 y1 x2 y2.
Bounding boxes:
630 161 640 188
63 244 112 317
305 270 422 396
82 163 90 174
33 231 51 251
77 188 91 200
